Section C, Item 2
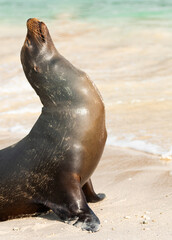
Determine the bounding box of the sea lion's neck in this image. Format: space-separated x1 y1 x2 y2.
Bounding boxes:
36 82 75 109
41 104 72 114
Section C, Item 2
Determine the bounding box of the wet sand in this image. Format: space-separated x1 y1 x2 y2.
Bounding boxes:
0 17 172 239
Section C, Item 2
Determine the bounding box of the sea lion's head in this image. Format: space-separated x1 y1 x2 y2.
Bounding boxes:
21 18 56 71
26 18 54 48
21 18 60 107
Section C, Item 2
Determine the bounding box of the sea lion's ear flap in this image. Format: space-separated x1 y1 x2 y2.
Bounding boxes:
34 64 41 73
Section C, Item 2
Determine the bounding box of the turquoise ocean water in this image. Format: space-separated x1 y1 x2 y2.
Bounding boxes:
0 0 172 26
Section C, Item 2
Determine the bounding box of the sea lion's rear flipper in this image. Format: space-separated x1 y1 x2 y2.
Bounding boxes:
43 173 100 232
82 179 106 203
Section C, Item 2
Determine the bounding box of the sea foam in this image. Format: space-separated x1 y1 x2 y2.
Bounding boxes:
107 134 172 160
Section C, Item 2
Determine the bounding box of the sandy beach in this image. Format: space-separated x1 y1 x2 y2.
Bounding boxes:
0 146 172 240
0 15 172 239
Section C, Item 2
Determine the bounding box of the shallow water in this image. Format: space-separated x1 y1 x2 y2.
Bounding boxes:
0 1 172 160
1 0 172 26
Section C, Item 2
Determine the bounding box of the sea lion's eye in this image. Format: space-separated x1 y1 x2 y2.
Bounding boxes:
26 39 30 46
41 34 45 43
38 21 46 43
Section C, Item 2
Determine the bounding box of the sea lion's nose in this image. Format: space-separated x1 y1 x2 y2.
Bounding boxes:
27 18 40 24
27 18 40 30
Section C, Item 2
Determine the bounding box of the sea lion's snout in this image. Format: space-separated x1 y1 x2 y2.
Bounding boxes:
26 18 46 43
27 18 40 31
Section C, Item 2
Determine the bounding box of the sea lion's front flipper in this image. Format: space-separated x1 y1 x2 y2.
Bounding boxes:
43 174 100 232
82 179 106 203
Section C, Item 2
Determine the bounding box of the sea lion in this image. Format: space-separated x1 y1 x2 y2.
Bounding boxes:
0 18 107 232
